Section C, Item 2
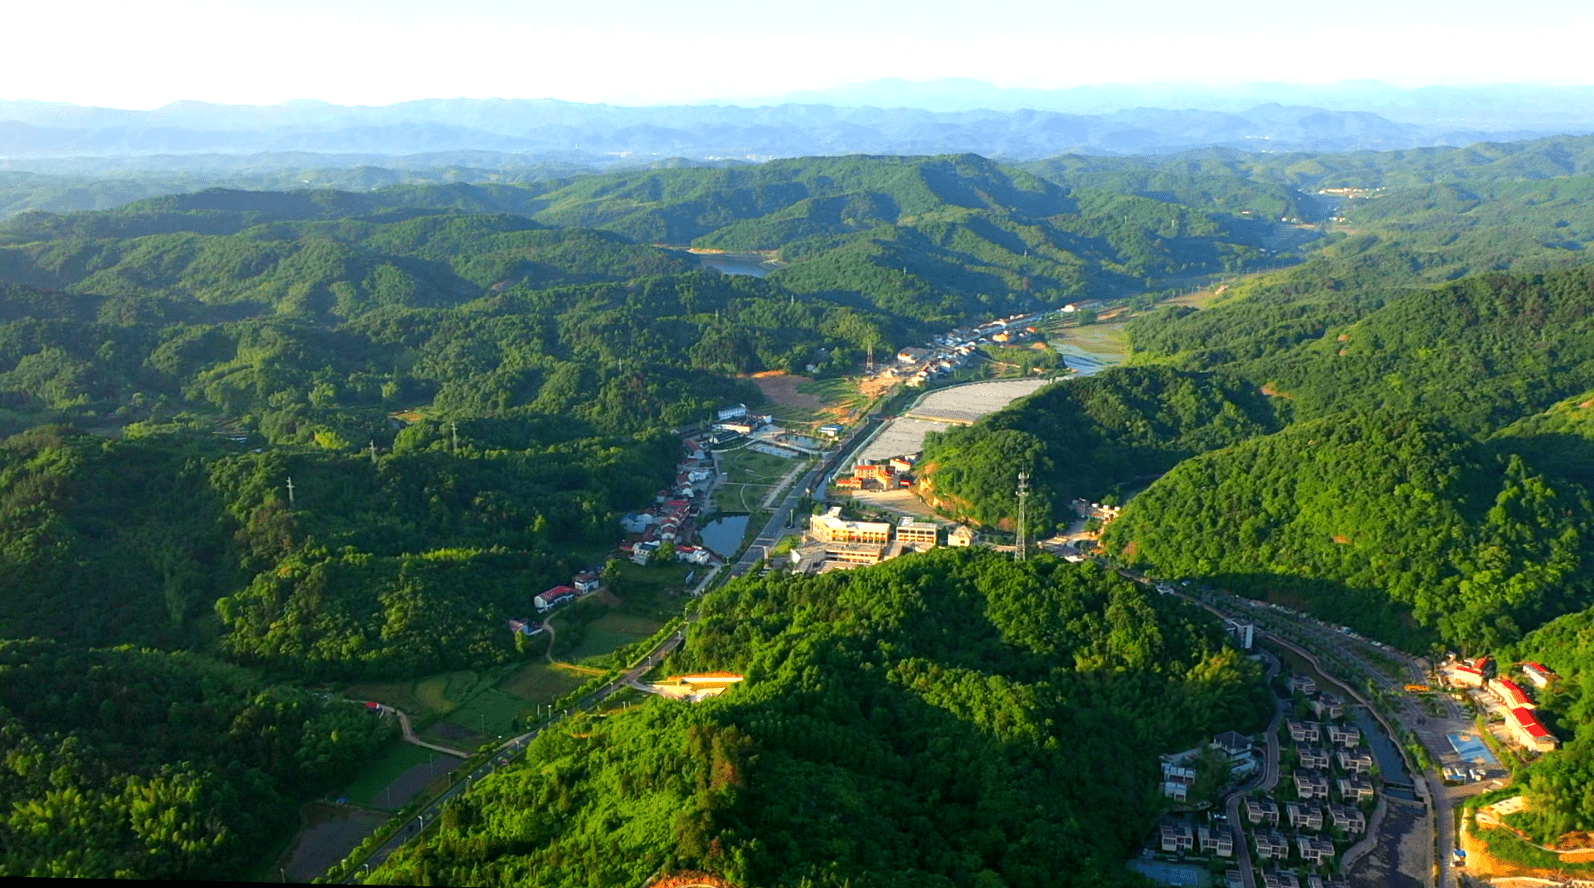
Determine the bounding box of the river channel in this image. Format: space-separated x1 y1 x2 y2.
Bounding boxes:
1272 645 1417 797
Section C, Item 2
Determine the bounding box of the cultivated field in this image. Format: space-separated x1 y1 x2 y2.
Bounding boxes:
905 378 1056 425
852 417 959 465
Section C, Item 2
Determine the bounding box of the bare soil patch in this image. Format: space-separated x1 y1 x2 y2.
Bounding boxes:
751 373 825 410
276 802 387 882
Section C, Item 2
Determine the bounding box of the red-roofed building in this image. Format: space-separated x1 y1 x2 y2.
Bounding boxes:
1522 662 1560 689
1508 707 1558 752
1490 678 1534 710
1451 664 1485 688
535 585 577 613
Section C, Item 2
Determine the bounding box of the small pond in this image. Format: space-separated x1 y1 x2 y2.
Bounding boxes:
699 514 750 557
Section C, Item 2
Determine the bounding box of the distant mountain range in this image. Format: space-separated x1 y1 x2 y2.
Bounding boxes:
4 80 1593 164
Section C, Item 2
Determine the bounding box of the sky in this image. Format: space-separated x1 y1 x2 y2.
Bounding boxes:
9 0 1594 109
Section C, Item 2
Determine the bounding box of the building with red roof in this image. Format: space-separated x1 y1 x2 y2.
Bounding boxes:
1451 664 1485 688
1490 678 1534 710
1521 662 1560 689
1508 707 1558 752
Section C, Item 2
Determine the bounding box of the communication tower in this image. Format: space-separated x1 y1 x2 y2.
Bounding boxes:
1015 471 1029 561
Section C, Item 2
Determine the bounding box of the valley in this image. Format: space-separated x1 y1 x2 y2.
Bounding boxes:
6 135 1594 887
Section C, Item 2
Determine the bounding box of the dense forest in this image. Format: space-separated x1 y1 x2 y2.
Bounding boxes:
368 549 1269 888
1100 410 1593 648
0 639 394 879
918 365 1281 535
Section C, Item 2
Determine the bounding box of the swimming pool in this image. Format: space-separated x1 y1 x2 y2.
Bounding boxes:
1448 732 1499 765
1126 859 1208 887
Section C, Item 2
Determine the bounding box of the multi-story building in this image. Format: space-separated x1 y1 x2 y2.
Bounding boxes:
1327 803 1365 834
810 507 892 545
1199 825 1234 857
1285 801 1324 831
1294 771 1330 801
1245 797 1280 826
895 516 939 550
1286 720 1321 744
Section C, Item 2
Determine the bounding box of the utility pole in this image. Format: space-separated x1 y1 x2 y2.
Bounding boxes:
1015 471 1029 562
286 477 296 508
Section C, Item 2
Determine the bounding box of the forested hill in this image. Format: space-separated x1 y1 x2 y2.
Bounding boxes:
0 639 395 879
1125 173 1594 372
917 366 1281 535
1239 266 1594 434
368 548 1269 888
1102 410 1594 648
513 153 1271 321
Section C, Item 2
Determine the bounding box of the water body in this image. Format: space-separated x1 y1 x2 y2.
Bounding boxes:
1350 705 1416 792
695 253 775 277
699 514 750 557
1274 646 1416 794
1048 342 1122 377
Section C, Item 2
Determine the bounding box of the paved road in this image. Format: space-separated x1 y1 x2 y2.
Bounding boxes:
1223 649 1282 888
725 416 882 579
1121 571 1486 888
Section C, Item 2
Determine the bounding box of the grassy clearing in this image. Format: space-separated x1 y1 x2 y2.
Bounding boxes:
1047 322 1131 361
569 612 664 665
798 376 864 406
713 482 767 512
344 681 429 717
413 675 453 716
719 447 798 485
498 661 588 702
335 740 433 809
440 688 526 742
612 558 693 600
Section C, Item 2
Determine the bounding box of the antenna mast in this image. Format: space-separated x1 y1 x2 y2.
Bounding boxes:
1015 471 1029 561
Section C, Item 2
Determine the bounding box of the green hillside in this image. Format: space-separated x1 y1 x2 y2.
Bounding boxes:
1102 410 1593 649
918 365 1281 535
368 549 1267 888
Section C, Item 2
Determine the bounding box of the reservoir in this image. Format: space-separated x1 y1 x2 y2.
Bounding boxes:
694 252 776 278
699 514 750 557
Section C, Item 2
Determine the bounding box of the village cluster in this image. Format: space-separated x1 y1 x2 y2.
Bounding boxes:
1442 655 1560 754
871 311 1048 389
1152 671 1383 888
506 435 727 636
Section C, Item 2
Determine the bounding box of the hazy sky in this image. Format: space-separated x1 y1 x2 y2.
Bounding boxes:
11 0 1593 109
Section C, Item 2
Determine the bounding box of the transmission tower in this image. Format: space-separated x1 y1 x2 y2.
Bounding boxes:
1015 471 1029 561
451 420 459 455
286 476 296 508
368 440 378 465
866 344 875 375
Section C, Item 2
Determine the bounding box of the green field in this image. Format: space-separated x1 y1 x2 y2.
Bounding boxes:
720 446 799 484
334 740 435 810
798 376 866 409
714 483 767 512
611 560 694 608
569 612 665 665
1047 322 1131 362
439 688 527 742
498 661 589 702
